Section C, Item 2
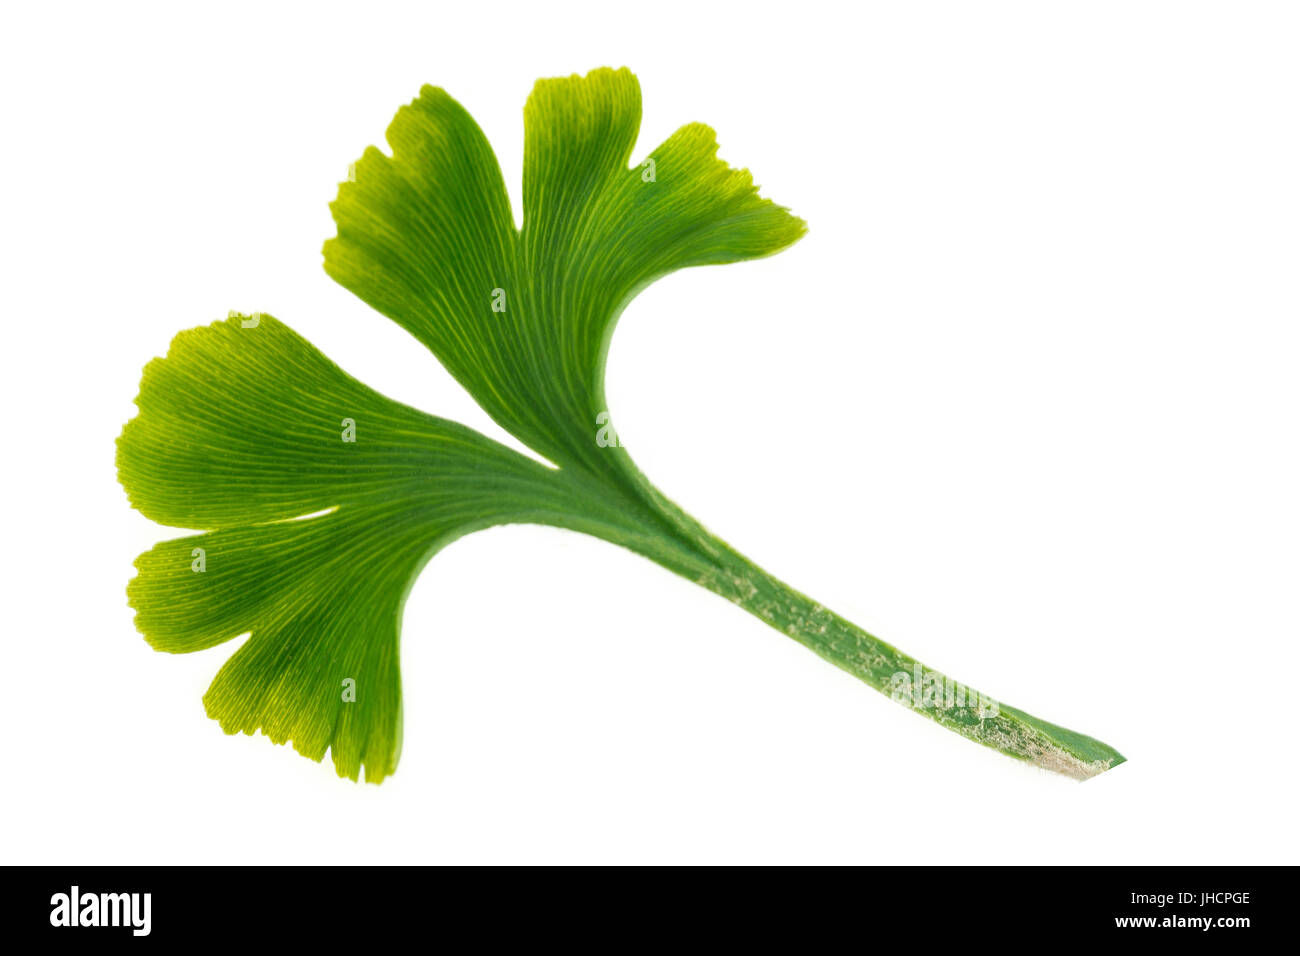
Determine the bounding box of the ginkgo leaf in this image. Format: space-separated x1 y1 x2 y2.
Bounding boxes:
122 68 1125 783
325 66 805 482
119 314 653 781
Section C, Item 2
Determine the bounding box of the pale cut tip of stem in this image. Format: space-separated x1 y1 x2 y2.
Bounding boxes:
992 704 1127 781
1030 745 1123 781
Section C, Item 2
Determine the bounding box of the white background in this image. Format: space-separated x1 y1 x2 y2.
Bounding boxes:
2 1 1298 864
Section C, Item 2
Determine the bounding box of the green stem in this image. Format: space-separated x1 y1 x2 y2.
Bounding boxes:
604 479 1126 781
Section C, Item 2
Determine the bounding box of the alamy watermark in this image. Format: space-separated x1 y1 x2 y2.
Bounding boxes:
889 663 999 718
50 886 150 936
